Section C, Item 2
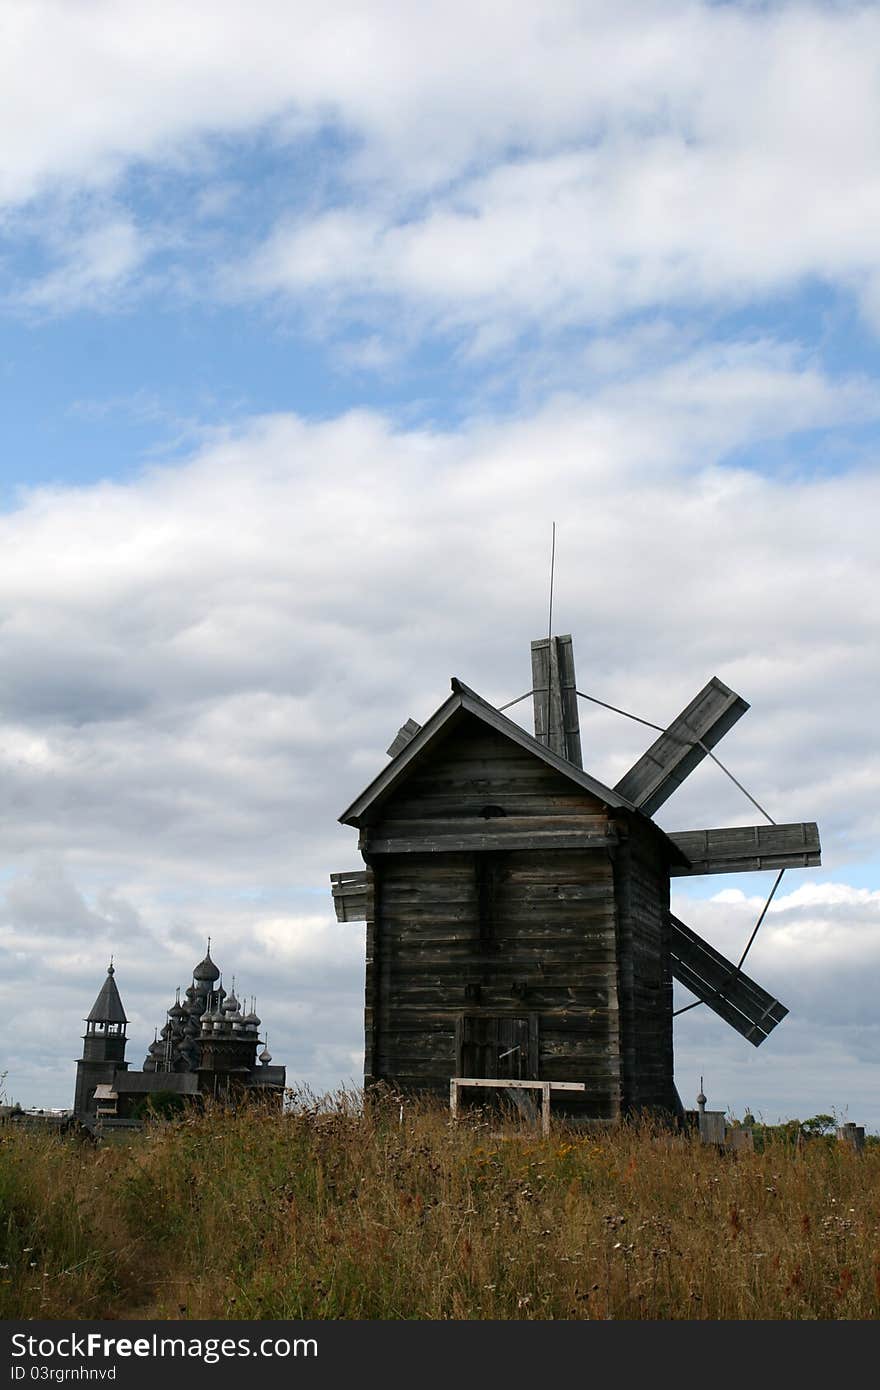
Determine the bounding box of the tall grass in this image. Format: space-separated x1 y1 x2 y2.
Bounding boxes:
2 1089 878 1320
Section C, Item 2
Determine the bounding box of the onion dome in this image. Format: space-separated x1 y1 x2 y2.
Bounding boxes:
259 1045 272 1065
193 943 220 984
143 1031 163 1069
223 979 240 1014
201 1000 223 1030
243 998 261 1029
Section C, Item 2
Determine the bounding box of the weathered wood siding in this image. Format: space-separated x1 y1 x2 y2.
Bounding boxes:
361 717 624 1118
612 821 674 1114
362 718 613 845
369 850 621 1118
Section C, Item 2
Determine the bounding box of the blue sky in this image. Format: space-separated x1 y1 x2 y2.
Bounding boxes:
1 0 879 1128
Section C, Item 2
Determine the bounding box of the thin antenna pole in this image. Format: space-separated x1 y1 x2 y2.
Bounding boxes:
547 521 556 641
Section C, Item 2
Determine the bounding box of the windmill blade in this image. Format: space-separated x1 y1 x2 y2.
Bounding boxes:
330 870 373 922
530 634 583 768
669 822 821 876
670 914 787 1046
387 718 422 758
614 677 749 815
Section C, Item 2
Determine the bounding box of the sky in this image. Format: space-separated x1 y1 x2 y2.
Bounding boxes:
0 0 878 1130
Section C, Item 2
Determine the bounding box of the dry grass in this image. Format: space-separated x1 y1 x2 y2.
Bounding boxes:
2 1089 878 1320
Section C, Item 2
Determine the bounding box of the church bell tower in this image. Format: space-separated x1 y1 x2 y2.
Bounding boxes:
73 962 129 1123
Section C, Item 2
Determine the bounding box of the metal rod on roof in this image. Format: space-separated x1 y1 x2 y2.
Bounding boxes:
547 521 556 642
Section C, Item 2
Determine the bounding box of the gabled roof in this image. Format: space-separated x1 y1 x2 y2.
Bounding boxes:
340 678 684 866
86 965 128 1025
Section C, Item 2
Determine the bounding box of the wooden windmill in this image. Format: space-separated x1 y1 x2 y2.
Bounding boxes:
330 636 819 1120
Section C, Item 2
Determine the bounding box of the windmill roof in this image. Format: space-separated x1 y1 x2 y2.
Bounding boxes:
86 966 128 1024
339 678 686 864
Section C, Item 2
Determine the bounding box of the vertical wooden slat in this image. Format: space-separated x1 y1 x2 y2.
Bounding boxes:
528 1012 539 1079
364 862 381 1087
530 634 583 768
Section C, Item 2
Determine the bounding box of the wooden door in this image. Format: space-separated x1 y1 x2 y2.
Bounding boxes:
458 1015 533 1079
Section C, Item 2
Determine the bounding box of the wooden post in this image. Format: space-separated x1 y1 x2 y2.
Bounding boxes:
837 1123 865 1152
450 1079 459 1122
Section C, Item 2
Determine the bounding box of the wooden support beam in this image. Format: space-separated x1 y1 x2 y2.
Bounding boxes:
364 829 618 854
614 677 749 816
330 869 373 922
670 914 787 1046
668 822 821 876
530 634 583 768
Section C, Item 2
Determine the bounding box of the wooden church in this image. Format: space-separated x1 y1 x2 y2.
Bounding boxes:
331 636 820 1121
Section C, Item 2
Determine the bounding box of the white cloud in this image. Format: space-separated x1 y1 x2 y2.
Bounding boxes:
672 881 880 1126
3 5 880 332
15 215 148 312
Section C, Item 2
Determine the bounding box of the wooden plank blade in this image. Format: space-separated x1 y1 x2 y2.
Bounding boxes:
387 718 422 758
530 634 583 769
330 869 373 922
614 677 749 816
670 914 787 1046
669 822 821 876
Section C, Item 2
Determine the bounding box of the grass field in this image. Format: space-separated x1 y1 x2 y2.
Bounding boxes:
1 1090 878 1320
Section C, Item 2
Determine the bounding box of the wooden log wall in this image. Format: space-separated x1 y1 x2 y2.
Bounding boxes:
370 850 621 1119
361 717 629 1118
612 821 674 1114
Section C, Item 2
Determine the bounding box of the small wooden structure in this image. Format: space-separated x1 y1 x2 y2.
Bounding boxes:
450 1078 585 1137
837 1123 866 1152
331 636 820 1121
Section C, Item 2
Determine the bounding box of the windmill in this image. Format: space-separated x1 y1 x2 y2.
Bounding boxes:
330 635 819 1119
